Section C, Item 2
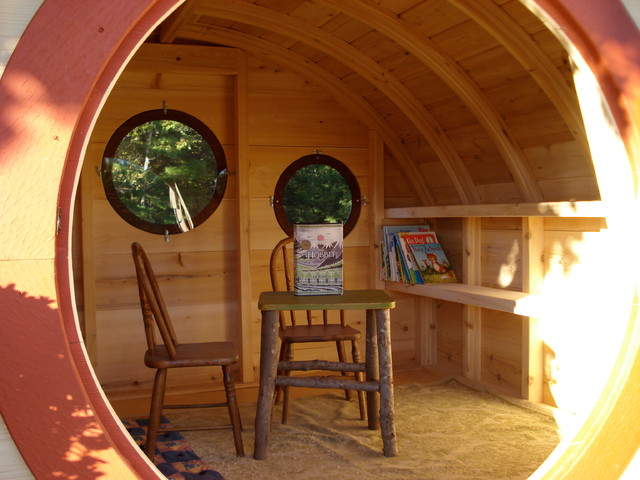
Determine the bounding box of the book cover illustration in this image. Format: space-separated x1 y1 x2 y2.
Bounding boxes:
408 242 457 283
397 231 438 246
396 231 440 284
293 224 343 295
395 234 423 284
382 225 430 281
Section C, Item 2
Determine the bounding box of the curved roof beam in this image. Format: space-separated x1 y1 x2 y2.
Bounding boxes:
319 0 543 202
200 0 480 204
183 25 437 205
158 0 203 43
448 0 590 157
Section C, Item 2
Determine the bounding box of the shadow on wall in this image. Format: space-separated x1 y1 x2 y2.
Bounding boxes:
0 283 117 479
490 220 629 418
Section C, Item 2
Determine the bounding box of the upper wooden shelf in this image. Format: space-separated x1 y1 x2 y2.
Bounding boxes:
385 282 542 317
382 200 604 316
385 200 605 219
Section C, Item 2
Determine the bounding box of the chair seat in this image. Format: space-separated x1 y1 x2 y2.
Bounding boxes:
145 341 239 369
279 324 361 343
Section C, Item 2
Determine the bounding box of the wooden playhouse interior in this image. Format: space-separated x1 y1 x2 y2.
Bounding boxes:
75 0 627 448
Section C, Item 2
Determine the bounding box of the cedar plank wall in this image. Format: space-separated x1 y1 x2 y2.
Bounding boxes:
81 44 397 398
79 43 607 406
417 215 609 403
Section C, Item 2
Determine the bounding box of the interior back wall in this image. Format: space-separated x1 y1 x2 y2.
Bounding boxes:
78 44 413 398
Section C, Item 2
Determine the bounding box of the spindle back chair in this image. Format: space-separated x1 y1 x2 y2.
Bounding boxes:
269 236 366 423
131 242 244 459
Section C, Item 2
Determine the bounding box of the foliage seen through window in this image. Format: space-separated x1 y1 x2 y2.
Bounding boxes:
101 109 227 235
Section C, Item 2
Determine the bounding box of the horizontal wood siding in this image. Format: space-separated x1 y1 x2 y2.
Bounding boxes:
81 45 419 399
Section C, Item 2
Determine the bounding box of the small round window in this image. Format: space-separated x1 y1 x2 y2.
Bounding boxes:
273 154 361 237
101 109 227 235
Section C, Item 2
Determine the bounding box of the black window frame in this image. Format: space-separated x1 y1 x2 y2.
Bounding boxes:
272 153 361 237
101 109 228 235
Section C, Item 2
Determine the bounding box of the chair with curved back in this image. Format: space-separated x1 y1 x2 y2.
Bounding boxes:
269 236 366 424
131 242 244 459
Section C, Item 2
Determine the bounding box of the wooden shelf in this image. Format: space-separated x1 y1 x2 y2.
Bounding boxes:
378 202 587 401
385 281 542 317
385 200 605 219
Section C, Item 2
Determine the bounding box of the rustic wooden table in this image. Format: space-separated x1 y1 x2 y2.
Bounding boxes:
254 289 398 459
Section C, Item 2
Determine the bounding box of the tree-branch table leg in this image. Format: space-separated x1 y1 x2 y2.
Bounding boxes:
376 308 398 457
254 310 280 460
366 308 380 430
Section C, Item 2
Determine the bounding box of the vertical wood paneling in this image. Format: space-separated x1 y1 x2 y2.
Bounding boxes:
81 44 383 397
481 309 522 396
435 300 464 375
235 50 254 382
85 46 241 396
419 297 438 367
80 154 98 364
369 130 385 289
463 217 482 382
522 217 545 401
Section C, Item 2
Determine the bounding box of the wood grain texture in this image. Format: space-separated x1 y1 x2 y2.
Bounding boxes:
2 0 639 478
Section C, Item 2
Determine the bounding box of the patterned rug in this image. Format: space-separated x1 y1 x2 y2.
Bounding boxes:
123 417 224 480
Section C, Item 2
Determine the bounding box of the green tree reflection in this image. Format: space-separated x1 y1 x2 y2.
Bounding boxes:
282 164 352 224
110 120 217 225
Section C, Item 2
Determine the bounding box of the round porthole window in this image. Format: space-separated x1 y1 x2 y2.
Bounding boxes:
273 153 361 237
101 109 227 235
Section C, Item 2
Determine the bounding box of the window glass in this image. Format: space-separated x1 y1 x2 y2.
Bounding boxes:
273 154 361 237
102 110 227 235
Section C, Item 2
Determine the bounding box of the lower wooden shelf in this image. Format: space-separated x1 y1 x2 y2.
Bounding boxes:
385 281 542 317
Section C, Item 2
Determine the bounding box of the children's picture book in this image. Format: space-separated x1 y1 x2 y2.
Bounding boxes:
397 231 438 246
408 242 457 283
393 233 413 283
382 225 430 282
293 224 343 295
380 225 457 284
396 231 440 283
395 234 424 284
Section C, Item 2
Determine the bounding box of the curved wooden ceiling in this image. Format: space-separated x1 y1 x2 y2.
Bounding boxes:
153 0 600 206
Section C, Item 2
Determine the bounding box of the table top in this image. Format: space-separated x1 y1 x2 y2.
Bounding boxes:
258 289 395 311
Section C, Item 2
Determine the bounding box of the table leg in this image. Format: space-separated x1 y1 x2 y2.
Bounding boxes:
254 310 280 460
376 308 398 457
365 309 379 430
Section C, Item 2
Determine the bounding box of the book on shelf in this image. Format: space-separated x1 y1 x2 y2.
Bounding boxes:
293 223 343 295
396 231 440 284
395 233 426 284
381 225 430 282
381 225 457 284
406 241 457 283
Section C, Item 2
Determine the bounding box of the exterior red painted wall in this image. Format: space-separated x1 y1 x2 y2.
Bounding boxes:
0 1 183 478
0 0 637 478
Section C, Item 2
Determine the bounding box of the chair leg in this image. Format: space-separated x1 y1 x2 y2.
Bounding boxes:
275 341 287 405
351 339 367 421
336 340 353 401
281 342 293 424
144 368 167 460
222 365 245 457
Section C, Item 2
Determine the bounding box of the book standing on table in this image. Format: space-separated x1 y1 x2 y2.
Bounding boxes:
293 223 343 295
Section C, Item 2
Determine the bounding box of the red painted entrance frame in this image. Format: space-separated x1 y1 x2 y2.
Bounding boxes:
0 0 637 478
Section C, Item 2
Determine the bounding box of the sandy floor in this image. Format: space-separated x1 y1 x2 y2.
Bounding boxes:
170 378 564 480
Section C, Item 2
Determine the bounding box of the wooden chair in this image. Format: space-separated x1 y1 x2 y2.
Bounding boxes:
269 236 366 424
131 242 244 459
